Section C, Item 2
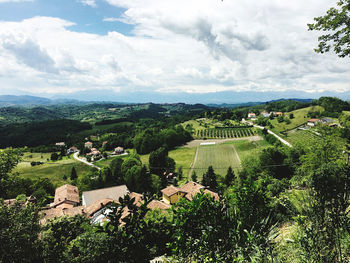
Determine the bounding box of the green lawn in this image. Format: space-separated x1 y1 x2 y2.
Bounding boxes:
270 106 324 133
15 155 92 187
193 143 241 178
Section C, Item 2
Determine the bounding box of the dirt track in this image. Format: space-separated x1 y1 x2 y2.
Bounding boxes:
184 135 263 148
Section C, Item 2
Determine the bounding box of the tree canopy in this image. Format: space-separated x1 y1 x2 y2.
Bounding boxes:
308 0 350 57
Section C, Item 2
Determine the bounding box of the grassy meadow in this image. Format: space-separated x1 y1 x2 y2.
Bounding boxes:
270 106 324 133
15 153 92 187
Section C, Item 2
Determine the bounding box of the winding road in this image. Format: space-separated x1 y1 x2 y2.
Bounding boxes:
73 152 101 170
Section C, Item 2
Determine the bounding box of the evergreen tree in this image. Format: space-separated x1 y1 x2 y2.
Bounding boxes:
224 166 235 186
202 166 217 190
191 171 197 182
70 167 77 181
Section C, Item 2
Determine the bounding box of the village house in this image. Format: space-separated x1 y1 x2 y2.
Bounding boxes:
114 146 124 155
55 142 65 147
261 111 271 118
247 112 256 119
50 184 80 209
273 112 283 117
67 146 78 154
161 181 219 205
84 141 93 149
307 118 320 127
161 185 188 205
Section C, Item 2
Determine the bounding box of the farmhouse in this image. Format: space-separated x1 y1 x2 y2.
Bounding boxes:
261 111 271 118
307 118 320 127
85 141 93 149
247 112 256 119
273 112 283 117
114 146 124 154
55 142 65 147
67 146 78 154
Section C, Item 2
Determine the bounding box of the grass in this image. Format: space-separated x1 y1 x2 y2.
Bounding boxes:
140 147 196 172
15 154 92 187
223 139 270 163
270 106 324 133
94 155 129 169
193 143 241 178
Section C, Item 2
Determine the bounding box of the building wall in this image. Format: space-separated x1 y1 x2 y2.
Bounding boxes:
162 192 186 205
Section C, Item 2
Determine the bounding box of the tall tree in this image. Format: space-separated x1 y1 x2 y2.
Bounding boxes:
70 166 77 181
202 166 217 190
224 166 235 186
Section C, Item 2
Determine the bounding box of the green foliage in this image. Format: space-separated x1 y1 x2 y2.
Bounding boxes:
191 170 197 182
50 152 59 161
70 166 77 180
308 0 350 57
0 203 42 263
41 215 91 263
201 166 218 190
224 166 235 186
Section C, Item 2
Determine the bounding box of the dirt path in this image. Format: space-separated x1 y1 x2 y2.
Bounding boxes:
184 135 262 148
73 152 101 170
188 146 199 178
232 144 241 165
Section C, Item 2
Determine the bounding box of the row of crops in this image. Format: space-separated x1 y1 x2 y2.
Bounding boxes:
195 128 256 139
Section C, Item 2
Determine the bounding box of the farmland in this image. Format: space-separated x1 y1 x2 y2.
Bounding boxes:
270 106 324 133
193 143 241 178
195 127 256 139
284 129 318 146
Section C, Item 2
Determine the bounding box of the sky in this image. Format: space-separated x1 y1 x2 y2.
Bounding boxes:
0 0 349 103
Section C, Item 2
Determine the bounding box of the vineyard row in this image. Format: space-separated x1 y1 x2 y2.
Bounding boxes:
195 128 256 138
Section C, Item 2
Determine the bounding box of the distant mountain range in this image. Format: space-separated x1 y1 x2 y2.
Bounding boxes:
0 95 314 108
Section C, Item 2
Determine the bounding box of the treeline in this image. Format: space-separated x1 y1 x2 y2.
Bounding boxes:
0 119 91 148
133 125 192 154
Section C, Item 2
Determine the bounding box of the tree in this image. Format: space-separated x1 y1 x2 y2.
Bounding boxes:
102 167 113 185
109 157 124 185
308 0 350 57
191 171 197 182
202 166 217 190
0 203 42 263
70 166 77 181
50 152 59 161
224 166 235 186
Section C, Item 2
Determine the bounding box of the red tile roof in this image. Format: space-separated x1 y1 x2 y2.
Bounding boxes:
161 185 187 197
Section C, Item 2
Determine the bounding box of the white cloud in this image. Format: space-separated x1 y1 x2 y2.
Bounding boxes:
0 0 349 99
78 0 96 7
103 17 120 22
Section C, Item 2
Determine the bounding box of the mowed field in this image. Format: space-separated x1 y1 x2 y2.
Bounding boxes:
193 143 240 178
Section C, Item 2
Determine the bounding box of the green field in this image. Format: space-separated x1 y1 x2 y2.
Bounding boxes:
270 106 324 133
141 147 196 170
95 154 129 169
193 143 241 178
223 139 270 163
15 155 92 187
